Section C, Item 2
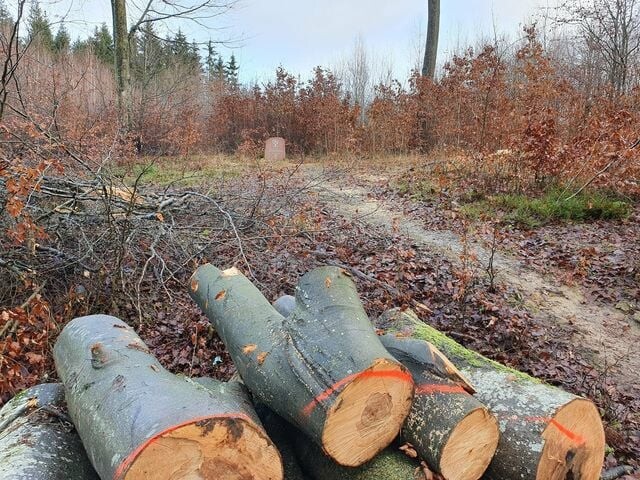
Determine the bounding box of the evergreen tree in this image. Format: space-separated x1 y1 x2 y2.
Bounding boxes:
168 29 200 72
225 53 239 87
206 40 217 81
90 23 114 65
132 21 166 81
53 23 70 53
0 0 12 27
214 55 225 81
27 1 53 50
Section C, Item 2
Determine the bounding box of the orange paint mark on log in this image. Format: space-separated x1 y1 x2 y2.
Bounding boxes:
301 370 413 417
215 290 226 301
257 352 269 365
325 276 332 288
113 413 254 480
243 344 257 354
415 384 467 395
190 278 198 292
526 416 587 446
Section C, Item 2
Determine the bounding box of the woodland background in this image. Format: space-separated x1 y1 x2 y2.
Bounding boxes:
1 0 639 470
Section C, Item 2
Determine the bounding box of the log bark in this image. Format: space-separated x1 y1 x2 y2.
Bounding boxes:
53 314 283 480
255 404 426 480
0 383 99 480
376 308 606 480
189 264 414 467
275 294 500 480
380 334 499 480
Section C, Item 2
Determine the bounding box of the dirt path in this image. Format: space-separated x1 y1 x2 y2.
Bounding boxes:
314 175 639 385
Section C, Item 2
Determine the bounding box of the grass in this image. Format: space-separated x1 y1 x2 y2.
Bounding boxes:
114 155 260 187
461 188 631 227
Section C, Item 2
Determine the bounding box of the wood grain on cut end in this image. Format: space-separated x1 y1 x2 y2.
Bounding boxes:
321 358 414 467
536 398 605 480
123 415 283 480
440 407 500 480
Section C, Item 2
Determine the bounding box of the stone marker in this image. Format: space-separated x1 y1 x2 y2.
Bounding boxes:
265 137 286 161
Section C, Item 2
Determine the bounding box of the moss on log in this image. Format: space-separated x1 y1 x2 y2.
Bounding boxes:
376 308 606 480
53 314 283 480
0 383 99 480
189 264 414 467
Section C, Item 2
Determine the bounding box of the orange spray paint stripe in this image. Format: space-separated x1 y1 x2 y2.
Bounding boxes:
525 416 587 446
113 412 254 480
415 384 467 395
301 370 413 417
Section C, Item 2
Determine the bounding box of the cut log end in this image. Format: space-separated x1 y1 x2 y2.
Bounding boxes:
440 407 500 480
321 358 414 467
536 398 605 480
123 416 283 480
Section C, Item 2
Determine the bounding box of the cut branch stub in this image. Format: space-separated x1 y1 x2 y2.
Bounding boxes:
189 264 414 466
376 308 605 480
53 314 283 480
0 383 99 480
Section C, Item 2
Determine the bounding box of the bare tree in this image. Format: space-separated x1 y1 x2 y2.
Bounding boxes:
110 0 237 129
342 35 371 125
560 0 640 95
0 0 27 121
422 0 440 79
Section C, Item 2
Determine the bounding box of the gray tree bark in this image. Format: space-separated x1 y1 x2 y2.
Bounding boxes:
53 314 283 480
376 308 606 480
274 294 499 480
189 264 414 467
111 0 131 129
0 383 99 480
422 0 440 79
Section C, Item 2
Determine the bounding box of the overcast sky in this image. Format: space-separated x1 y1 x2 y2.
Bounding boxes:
40 0 559 83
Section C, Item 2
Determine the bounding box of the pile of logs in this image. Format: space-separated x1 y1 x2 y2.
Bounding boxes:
0 265 606 480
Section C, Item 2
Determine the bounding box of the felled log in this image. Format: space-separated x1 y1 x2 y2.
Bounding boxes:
255 403 426 480
53 314 283 480
195 378 309 480
377 308 606 480
0 383 99 480
275 294 500 480
189 264 414 466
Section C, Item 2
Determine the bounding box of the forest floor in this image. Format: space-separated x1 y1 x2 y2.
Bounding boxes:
3 154 638 472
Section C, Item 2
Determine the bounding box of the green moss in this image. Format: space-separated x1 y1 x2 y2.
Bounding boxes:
383 309 539 383
461 188 630 227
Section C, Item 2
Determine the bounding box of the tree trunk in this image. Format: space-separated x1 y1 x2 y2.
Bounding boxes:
422 0 440 79
111 0 131 129
274 295 500 480
255 404 426 480
53 314 283 480
0 383 99 480
376 308 605 480
189 264 414 467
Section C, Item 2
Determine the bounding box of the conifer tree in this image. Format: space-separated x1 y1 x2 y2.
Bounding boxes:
27 1 54 50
